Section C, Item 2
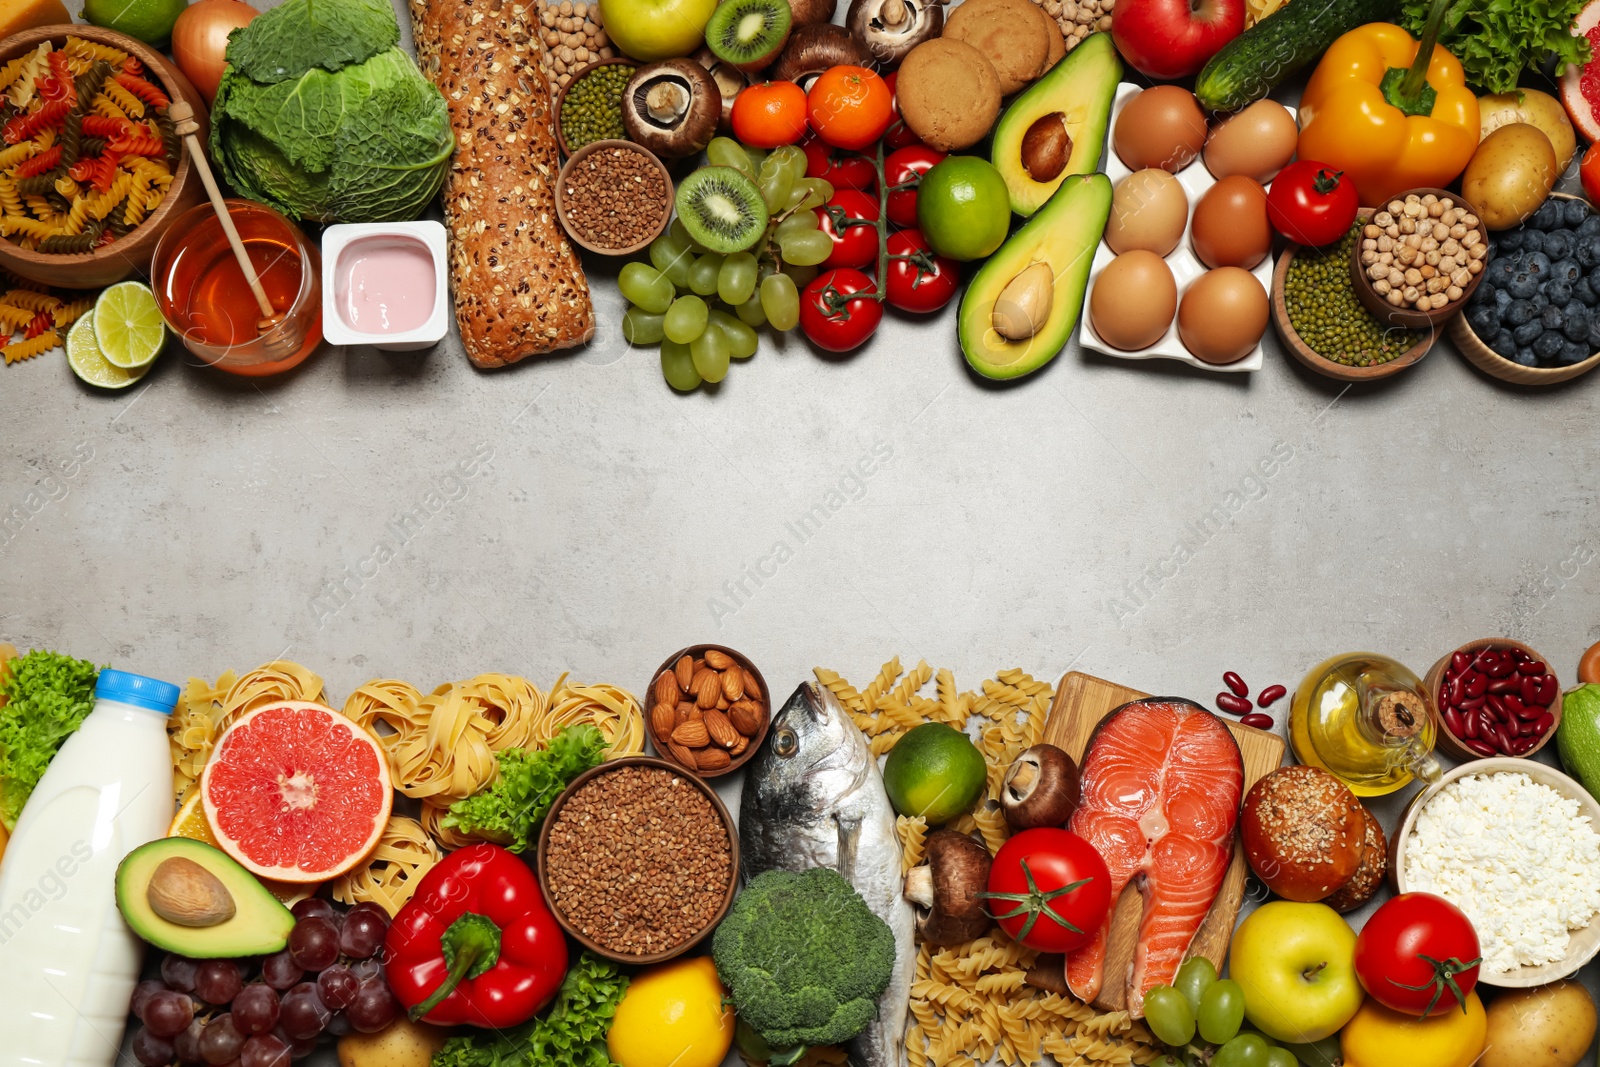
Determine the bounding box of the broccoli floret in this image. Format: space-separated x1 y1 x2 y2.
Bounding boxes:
712 867 896 1060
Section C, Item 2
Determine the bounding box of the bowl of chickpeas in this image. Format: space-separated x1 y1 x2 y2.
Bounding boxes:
1348 188 1487 331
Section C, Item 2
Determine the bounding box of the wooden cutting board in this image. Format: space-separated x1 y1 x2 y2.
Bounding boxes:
1039 671 1285 1012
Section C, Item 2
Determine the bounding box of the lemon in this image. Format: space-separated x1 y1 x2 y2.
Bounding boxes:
882 722 988 824
82 0 189 46
67 309 150 389
607 956 733 1067
94 281 167 369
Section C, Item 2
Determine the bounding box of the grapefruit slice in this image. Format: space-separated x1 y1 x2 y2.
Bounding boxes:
1562 0 1600 143
201 701 393 884
169 792 313 905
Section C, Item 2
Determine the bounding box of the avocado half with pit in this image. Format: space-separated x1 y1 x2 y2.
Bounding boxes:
990 31 1120 218
958 172 1111 381
116 838 296 957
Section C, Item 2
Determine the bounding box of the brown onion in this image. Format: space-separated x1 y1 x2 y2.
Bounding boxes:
172 0 261 105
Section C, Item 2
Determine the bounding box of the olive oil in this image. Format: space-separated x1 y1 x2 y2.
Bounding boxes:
1289 652 1439 797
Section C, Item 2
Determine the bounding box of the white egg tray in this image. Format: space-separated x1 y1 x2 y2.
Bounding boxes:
1078 83 1294 374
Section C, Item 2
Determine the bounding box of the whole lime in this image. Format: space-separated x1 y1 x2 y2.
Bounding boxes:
917 156 1011 261
882 722 987 825
83 0 188 46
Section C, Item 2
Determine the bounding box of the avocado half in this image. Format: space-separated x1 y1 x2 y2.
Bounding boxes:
990 31 1121 217
116 838 296 957
958 172 1112 381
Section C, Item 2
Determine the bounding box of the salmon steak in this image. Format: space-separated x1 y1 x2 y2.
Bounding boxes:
1065 698 1244 1015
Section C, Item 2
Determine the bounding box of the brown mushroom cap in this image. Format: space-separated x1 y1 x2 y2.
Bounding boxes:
769 23 875 90
1000 744 1080 830
788 0 838 27
621 58 722 160
692 46 749 136
846 0 943 66
903 830 993 947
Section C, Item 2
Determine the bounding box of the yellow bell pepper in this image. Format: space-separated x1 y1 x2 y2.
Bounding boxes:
1342 991 1487 1067
1297 0 1479 207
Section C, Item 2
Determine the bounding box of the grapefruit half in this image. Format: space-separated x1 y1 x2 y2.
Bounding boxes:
201 701 392 884
1562 0 1600 143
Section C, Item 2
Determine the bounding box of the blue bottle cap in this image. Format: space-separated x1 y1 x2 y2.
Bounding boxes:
95 669 180 714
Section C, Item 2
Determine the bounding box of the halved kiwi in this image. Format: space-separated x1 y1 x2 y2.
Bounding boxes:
705 0 793 73
675 167 770 254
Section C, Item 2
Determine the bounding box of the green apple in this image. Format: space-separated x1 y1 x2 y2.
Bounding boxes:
1228 901 1363 1043
598 0 717 61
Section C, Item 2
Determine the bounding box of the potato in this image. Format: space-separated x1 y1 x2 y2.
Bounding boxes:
1479 89 1577 175
1480 980 1597 1067
337 1017 450 1067
1463 123 1560 230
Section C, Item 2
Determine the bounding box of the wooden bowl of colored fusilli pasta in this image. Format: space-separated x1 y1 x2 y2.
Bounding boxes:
0 26 205 289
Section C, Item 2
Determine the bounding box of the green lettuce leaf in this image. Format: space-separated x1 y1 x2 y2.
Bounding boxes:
225 0 399 84
441 724 608 853
0 650 99 831
432 953 629 1067
1399 0 1592 95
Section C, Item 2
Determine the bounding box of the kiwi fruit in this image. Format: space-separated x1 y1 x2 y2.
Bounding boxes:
704 0 792 73
675 167 770 254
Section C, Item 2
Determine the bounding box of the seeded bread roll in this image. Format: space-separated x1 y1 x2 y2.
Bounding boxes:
410 0 595 368
1323 805 1387 914
1240 765 1365 902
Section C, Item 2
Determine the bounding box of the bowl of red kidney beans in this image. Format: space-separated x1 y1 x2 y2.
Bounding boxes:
1424 638 1561 761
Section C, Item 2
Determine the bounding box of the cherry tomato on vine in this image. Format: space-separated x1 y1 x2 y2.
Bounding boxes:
807 65 892 150
885 230 958 313
1354 893 1481 1017
731 81 809 148
801 135 876 191
1265 160 1360 247
799 268 882 352
820 189 880 270
881 71 920 151
980 828 1111 953
884 145 945 229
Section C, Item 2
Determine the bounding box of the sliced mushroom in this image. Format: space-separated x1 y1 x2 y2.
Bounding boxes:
788 0 839 26
769 23 875 91
621 59 722 160
693 46 749 136
903 830 993 946
846 0 943 66
999 744 1080 829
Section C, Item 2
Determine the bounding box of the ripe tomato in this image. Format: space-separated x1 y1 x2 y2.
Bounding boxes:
1582 143 1600 208
885 230 958 313
1265 161 1360 247
881 71 921 151
981 828 1111 953
801 135 876 191
820 189 880 269
1354 892 1481 1018
807 65 892 151
799 268 882 352
884 145 945 229
731 81 809 148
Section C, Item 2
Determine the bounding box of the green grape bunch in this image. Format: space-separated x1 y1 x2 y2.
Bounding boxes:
1144 958 1301 1067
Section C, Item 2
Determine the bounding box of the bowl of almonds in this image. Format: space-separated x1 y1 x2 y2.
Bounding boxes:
1349 188 1487 329
647 644 770 778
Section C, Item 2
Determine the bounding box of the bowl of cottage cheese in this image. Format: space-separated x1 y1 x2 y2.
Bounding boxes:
1395 757 1600 987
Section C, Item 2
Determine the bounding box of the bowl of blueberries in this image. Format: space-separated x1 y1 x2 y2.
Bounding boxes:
1453 192 1600 385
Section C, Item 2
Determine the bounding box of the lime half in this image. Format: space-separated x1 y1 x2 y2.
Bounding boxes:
68 309 149 390
95 281 167 369
82 0 188 46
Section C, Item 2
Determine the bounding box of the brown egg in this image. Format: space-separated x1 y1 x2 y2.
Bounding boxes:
1090 250 1177 351
1191 176 1272 270
1179 267 1269 364
1112 86 1207 173
1105 169 1188 257
1203 100 1299 183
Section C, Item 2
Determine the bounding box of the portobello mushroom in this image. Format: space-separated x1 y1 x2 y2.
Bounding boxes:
903 830 993 946
846 0 943 66
693 46 749 136
621 59 722 160
1000 744 1080 830
787 0 838 26
769 23 875 91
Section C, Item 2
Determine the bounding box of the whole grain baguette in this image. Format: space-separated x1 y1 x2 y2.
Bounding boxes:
410 0 594 368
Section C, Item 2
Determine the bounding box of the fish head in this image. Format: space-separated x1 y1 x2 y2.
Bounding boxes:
745 682 871 808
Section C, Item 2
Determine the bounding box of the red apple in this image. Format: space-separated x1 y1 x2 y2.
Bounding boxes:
1111 0 1245 81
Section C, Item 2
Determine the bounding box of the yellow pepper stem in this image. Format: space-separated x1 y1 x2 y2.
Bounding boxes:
1386 0 1455 114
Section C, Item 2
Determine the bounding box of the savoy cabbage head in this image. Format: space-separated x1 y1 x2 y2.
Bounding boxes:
210 0 454 223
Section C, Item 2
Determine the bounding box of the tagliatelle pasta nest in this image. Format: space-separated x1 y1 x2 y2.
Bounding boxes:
331 815 441 916
167 660 327 802
539 672 645 757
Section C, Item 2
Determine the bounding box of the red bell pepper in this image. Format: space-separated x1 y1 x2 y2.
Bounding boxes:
384 843 568 1028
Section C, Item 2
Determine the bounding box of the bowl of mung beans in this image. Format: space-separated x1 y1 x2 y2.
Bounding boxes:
554 139 674 256
1272 213 1435 382
537 755 739 964
555 57 638 157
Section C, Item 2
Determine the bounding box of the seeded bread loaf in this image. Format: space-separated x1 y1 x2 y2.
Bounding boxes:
410 0 594 368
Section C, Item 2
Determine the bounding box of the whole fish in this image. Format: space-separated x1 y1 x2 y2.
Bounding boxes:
740 682 915 1067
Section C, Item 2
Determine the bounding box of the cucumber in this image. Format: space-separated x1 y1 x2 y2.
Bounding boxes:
1194 0 1397 113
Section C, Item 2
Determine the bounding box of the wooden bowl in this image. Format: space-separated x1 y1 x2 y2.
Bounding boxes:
1272 218 1436 382
553 139 672 257
645 643 770 779
1423 637 1561 762
1448 194 1600 385
0 26 206 289
1391 757 1600 987
536 755 739 964
553 57 638 159
1348 187 1486 329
